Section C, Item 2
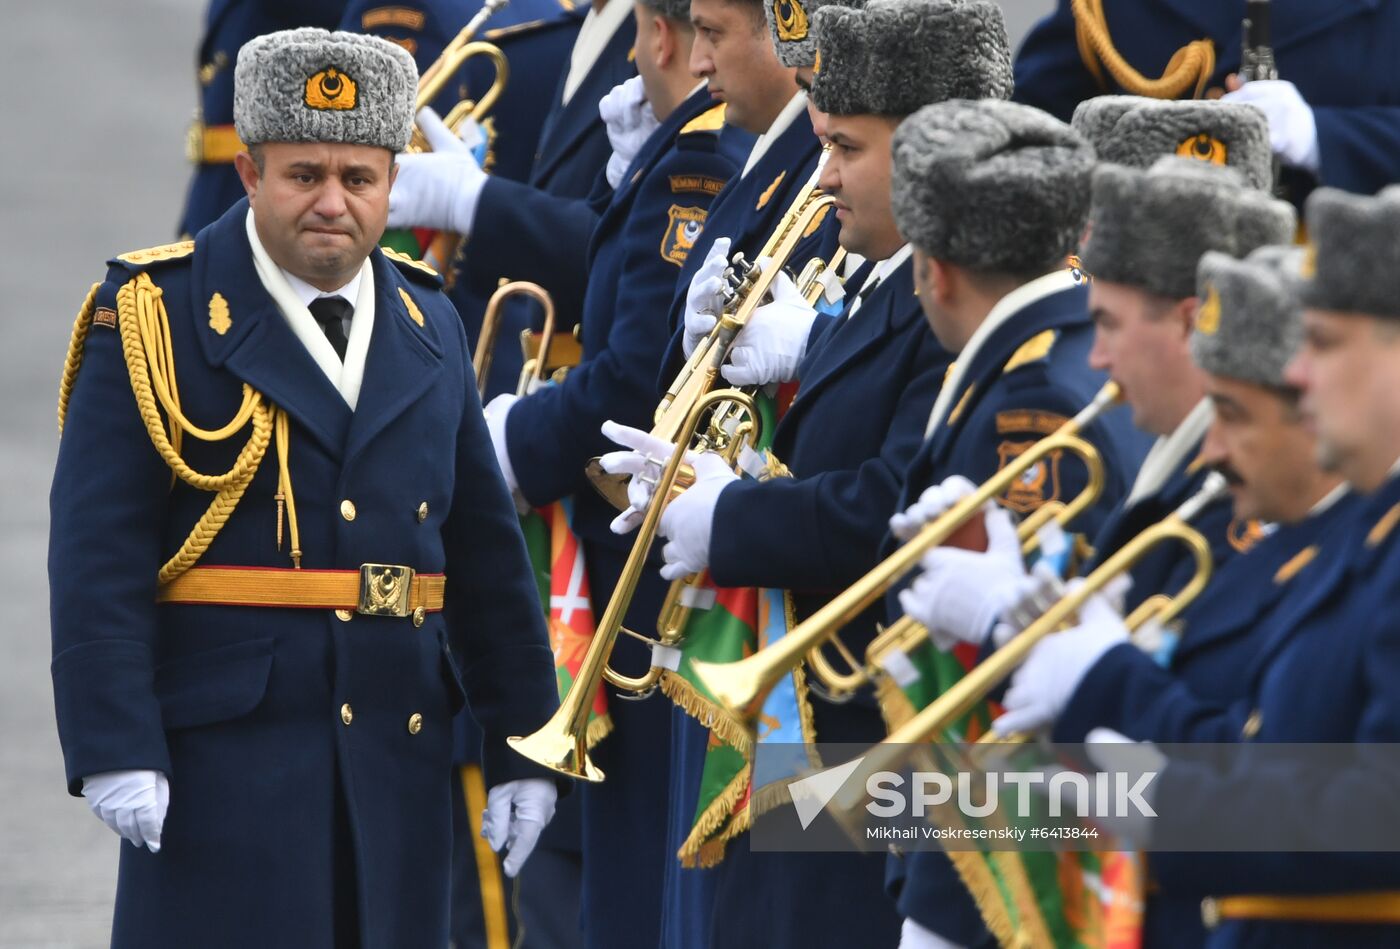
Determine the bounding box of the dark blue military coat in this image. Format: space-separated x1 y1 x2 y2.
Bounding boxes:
506 89 742 549
177 0 347 236
1054 490 1359 948
49 200 560 948
882 276 1151 947
1143 473 1400 948
1014 0 1400 200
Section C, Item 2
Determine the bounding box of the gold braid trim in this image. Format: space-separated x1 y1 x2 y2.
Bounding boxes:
57 283 102 434
1072 0 1215 100
107 272 298 582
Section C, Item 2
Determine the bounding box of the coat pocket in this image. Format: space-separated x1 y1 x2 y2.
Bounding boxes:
155 638 275 730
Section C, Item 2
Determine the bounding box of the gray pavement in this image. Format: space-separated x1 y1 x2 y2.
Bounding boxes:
0 2 1052 946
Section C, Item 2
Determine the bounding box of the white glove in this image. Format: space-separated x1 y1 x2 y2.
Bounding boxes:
899 918 965 949
388 107 488 233
1222 79 1320 173
721 267 818 387
889 475 977 542
599 76 660 189
82 769 169 853
683 238 732 358
484 393 524 507
598 420 680 534
992 584 1129 737
482 778 557 878
896 504 1029 651
658 451 738 581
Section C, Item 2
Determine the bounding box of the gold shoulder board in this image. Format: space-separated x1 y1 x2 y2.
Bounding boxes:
1002 329 1057 374
118 240 195 265
681 104 727 136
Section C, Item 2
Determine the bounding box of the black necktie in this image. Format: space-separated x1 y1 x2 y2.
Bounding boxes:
308 296 352 361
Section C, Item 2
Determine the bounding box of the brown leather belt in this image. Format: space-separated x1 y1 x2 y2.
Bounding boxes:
1203 891 1400 927
186 122 246 164
158 565 444 621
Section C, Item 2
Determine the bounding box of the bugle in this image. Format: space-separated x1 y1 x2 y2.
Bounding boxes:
474 280 578 399
508 388 764 781
689 381 1123 724
408 0 511 154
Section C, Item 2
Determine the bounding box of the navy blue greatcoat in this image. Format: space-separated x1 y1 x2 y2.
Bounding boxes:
178 0 347 236
883 278 1151 948
700 258 951 949
1143 474 1400 948
49 200 560 949
1014 0 1400 201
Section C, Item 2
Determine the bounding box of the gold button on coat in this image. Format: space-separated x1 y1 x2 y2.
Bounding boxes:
1242 709 1263 739
340 499 357 521
408 713 423 735
412 606 426 627
340 703 354 725
335 609 353 622
417 501 429 522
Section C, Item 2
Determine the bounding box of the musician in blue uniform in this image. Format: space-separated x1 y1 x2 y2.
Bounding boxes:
603 3 1015 946
993 244 1354 948
485 0 742 943
51 30 563 948
1013 0 1400 203
178 0 347 237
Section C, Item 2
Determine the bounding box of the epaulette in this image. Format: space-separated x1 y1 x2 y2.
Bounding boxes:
1002 329 1057 375
1366 501 1400 548
381 246 443 286
680 104 727 136
114 240 195 270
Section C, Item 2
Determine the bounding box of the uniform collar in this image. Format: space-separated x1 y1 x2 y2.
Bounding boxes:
281 268 361 311
742 90 810 178
562 0 633 106
925 269 1078 436
1126 397 1215 507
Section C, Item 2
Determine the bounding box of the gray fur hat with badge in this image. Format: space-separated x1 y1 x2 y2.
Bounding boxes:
1299 185 1400 319
1193 246 1305 387
809 0 1013 117
235 28 418 152
1079 156 1296 299
1071 96 1274 192
892 99 1096 274
764 0 866 68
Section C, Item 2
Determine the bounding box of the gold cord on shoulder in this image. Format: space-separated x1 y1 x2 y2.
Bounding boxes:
1072 0 1215 100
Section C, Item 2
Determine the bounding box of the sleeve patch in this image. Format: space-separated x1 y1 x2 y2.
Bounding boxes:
362 6 426 29
670 175 727 196
662 205 707 266
996 440 1063 514
995 409 1069 436
93 307 117 330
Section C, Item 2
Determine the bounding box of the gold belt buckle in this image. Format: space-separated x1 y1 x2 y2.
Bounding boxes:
358 564 416 617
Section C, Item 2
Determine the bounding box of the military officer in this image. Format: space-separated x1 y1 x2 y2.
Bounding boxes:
178 0 348 236
50 29 563 947
1113 187 1400 948
1013 0 1400 203
486 0 741 944
873 98 1149 949
992 244 1354 948
604 3 1014 946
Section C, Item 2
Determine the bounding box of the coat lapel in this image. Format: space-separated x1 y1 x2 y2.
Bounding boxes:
191 201 351 459
531 16 636 187
341 252 447 467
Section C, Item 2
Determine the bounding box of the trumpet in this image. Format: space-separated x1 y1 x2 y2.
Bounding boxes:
826 474 1228 816
407 0 511 154
689 381 1124 724
473 280 579 399
508 388 765 781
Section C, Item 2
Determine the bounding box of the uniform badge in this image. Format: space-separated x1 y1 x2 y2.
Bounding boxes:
670 175 726 197
1197 282 1222 335
1066 254 1089 285
208 293 232 335
773 0 810 41
362 6 427 29
93 307 117 330
305 67 358 111
661 205 707 266
996 440 1063 513
756 171 786 211
399 287 425 327
1227 517 1266 554
1177 132 1228 166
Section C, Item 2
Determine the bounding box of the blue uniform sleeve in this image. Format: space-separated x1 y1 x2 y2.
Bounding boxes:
505 143 737 507
1314 105 1400 196
708 322 945 592
441 312 563 790
49 274 175 795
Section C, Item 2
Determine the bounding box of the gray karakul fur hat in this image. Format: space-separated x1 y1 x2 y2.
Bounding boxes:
1071 96 1274 192
235 28 417 152
1299 185 1400 319
891 99 1096 273
1193 246 1305 387
764 0 867 68
1079 156 1297 299
809 0 1013 117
